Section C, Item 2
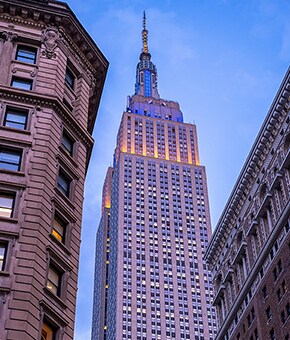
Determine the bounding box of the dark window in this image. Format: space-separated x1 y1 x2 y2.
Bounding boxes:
65 68 75 89
11 77 32 91
270 328 275 340
266 306 272 320
57 170 70 197
0 147 21 171
281 310 286 324
262 285 268 299
0 243 7 271
16 45 37 64
0 193 14 218
41 320 57 340
4 107 28 130
61 131 74 155
47 265 62 296
52 216 66 243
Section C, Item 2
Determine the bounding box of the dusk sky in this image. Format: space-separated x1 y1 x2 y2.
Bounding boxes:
63 1 290 338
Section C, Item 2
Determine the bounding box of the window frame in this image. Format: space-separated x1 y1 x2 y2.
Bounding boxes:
11 76 33 91
65 67 75 90
61 130 74 156
57 169 71 198
51 214 67 245
0 146 22 172
0 242 7 271
15 44 37 64
0 192 15 219
47 264 62 297
41 316 61 340
3 106 29 131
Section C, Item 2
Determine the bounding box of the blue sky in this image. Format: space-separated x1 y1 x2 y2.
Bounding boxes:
64 0 290 338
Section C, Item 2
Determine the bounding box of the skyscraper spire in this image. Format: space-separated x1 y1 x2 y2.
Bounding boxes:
134 12 160 98
142 11 148 53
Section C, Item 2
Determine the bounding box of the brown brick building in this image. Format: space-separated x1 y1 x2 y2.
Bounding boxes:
0 0 108 339
205 68 290 340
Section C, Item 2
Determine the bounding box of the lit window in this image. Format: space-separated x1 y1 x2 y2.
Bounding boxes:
41 321 57 340
65 68 75 89
0 147 21 171
16 45 37 64
52 216 66 243
11 77 32 91
0 243 7 271
57 170 70 197
0 193 14 218
61 131 74 155
47 265 61 296
4 107 28 130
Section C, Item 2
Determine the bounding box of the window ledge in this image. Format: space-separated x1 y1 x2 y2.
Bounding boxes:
0 216 18 224
59 146 79 169
43 287 67 310
0 271 10 277
49 234 71 256
54 187 75 210
0 125 31 136
0 169 25 177
11 60 38 69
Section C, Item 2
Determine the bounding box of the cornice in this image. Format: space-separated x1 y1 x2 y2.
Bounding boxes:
205 67 290 265
0 86 94 149
0 0 109 134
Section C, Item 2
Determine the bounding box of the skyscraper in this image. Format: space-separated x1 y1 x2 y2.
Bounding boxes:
92 13 217 340
0 0 108 339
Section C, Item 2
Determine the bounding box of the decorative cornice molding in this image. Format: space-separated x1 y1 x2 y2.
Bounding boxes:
205 69 290 265
0 0 109 134
0 86 94 149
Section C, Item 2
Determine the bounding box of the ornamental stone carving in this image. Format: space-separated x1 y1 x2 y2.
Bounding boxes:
0 31 18 42
41 26 60 58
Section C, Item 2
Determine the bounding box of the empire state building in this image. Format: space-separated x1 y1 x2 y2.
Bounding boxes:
92 13 217 340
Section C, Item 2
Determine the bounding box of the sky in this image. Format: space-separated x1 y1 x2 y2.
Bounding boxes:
63 1 290 338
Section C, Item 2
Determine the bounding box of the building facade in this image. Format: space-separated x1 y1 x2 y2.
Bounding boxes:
205 70 290 340
92 13 217 340
0 1 108 339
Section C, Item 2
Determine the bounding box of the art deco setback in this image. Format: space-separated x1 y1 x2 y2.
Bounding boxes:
0 1 108 339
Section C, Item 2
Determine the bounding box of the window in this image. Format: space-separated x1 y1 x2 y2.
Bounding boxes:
52 216 66 243
47 265 61 296
41 321 57 340
270 329 275 340
57 170 70 197
4 107 28 130
16 45 37 64
61 131 74 155
266 306 272 320
65 68 75 89
262 285 268 299
11 77 32 91
0 147 21 171
0 193 14 218
0 243 7 271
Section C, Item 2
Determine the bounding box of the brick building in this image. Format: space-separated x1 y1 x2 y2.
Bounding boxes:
205 69 290 339
0 0 108 339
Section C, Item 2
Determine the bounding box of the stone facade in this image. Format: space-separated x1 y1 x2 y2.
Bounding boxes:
0 1 108 339
205 69 290 340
